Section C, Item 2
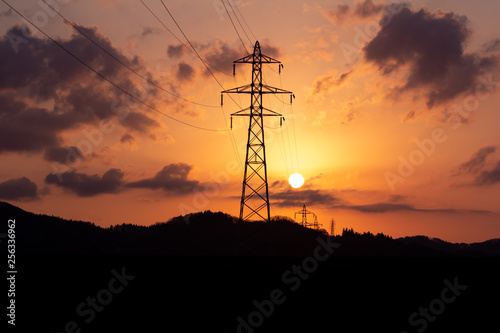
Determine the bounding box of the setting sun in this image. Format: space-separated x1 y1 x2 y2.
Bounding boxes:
289 173 305 188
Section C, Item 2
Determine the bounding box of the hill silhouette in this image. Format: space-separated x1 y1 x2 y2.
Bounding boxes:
3 201 500 332
2 201 498 256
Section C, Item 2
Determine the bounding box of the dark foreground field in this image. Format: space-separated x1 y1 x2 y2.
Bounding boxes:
13 255 500 332
2 201 499 332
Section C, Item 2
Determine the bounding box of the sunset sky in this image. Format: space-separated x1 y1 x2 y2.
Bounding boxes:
1 0 499 243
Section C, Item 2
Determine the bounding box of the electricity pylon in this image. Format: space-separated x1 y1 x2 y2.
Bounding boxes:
294 204 319 230
222 41 293 222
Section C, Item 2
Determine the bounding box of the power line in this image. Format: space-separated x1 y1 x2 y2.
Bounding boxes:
160 0 239 107
42 0 219 109
139 0 232 77
221 0 249 53
226 0 252 47
231 0 257 42
159 0 244 167
2 0 228 132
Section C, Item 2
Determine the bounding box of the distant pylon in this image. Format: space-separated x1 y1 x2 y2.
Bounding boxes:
330 218 336 236
294 204 319 230
222 41 294 222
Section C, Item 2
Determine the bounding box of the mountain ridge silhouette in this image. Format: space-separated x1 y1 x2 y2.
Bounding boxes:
1 200 499 256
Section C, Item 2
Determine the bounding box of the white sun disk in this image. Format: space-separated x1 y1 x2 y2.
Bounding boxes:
288 173 305 189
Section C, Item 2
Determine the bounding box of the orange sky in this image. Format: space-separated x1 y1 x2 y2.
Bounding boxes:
1 0 499 243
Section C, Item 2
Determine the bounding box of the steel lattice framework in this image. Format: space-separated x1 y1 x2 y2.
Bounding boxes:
222 41 293 222
295 204 319 230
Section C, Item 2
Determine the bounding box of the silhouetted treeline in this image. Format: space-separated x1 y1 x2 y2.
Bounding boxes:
1 201 499 256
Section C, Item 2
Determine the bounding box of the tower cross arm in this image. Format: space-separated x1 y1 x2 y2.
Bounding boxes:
233 53 282 64
231 107 283 117
221 84 253 94
261 85 293 94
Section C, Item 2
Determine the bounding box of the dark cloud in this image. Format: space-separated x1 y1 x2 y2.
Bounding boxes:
119 112 160 132
474 161 500 186
0 24 155 153
325 3 350 25
141 26 160 37
342 202 487 214
201 41 249 75
269 181 339 207
456 146 497 175
326 0 384 25
354 0 384 18
176 62 195 82
270 180 490 213
259 41 281 58
167 44 184 58
126 163 199 195
482 38 500 54
313 69 353 95
120 133 135 144
44 146 86 165
45 168 124 197
363 7 499 108
346 202 415 213
0 177 38 201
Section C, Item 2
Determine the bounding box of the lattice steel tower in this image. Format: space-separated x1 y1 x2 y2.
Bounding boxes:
222 41 293 222
295 204 319 230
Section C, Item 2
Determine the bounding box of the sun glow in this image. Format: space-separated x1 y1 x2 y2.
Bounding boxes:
288 173 305 188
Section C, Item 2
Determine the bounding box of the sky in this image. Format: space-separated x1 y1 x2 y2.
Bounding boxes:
0 0 499 243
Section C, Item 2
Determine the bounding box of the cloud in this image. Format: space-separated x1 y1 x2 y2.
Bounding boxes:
120 133 135 144
259 41 281 58
0 177 38 201
119 112 160 132
167 44 184 58
43 146 87 165
200 39 283 75
474 161 500 186
0 23 156 153
312 69 353 95
353 0 384 18
200 41 244 75
341 202 487 214
176 62 195 82
401 110 416 122
45 168 124 197
482 38 500 54
269 181 339 207
126 163 199 195
325 3 350 25
325 0 384 25
456 146 497 175
141 26 160 37
363 7 499 108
